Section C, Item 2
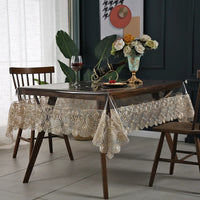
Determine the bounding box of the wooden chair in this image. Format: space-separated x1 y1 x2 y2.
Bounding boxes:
10 67 74 160
149 70 200 187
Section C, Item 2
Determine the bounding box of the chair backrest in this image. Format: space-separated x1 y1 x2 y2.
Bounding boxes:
9 66 55 100
192 70 200 129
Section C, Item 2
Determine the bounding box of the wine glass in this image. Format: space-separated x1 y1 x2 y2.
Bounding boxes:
70 55 83 87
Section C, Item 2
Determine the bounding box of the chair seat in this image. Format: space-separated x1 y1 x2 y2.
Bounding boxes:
153 122 200 134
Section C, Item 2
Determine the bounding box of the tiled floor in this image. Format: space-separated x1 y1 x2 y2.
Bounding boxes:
0 135 200 200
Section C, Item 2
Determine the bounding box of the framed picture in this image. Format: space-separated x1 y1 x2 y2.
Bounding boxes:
100 0 144 39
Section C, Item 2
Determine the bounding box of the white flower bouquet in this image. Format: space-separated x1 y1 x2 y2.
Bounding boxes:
111 34 159 57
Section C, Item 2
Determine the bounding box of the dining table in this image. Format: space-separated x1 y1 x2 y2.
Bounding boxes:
7 80 194 199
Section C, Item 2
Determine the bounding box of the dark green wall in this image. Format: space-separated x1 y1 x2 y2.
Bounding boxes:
80 0 100 77
80 0 200 82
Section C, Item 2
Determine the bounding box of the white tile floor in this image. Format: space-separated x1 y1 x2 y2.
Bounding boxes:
0 135 200 200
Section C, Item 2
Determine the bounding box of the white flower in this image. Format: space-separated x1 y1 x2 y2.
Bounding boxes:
140 34 151 42
135 44 145 54
130 40 139 48
123 46 132 57
145 40 155 49
152 40 159 49
114 39 125 51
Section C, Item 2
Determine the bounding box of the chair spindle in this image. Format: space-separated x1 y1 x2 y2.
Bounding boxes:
12 74 17 89
44 73 47 84
26 74 29 86
21 74 24 86
16 74 20 88
38 73 41 85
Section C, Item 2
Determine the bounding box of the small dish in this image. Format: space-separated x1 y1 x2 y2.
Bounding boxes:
102 82 127 88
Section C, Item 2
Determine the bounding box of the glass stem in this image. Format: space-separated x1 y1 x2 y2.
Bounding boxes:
75 71 78 84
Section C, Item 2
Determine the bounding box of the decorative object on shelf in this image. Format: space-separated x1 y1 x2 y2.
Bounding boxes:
111 33 159 84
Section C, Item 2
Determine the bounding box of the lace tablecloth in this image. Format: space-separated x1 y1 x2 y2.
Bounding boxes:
6 94 194 158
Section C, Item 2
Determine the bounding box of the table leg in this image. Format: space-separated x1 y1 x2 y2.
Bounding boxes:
100 153 109 199
23 131 45 183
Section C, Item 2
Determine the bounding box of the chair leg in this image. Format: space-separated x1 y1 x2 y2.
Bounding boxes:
194 135 200 172
165 133 178 160
169 134 178 175
149 132 165 187
23 131 45 183
48 133 53 153
63 134 74 161
13 128 23 158
29 130 35 159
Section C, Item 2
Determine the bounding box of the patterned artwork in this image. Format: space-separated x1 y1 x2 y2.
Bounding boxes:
101 0 125 20
100 0 144 39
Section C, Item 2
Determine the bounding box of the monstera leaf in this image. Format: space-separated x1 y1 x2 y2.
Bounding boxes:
95 35 117 61
56 30 78 82
58 60 75 82
56 30 79 59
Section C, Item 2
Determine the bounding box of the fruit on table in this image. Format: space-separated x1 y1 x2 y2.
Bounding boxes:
109 80 116 84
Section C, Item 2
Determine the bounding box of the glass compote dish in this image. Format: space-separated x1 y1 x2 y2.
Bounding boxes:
71 55 83 87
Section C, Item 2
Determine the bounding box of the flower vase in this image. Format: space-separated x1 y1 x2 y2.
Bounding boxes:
127 54 143 84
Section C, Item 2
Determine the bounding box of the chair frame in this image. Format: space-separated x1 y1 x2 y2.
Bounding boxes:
10 67 74 160
149 70 200 187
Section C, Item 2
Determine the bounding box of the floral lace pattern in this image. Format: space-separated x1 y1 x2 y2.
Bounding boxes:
6 98 99 139
6 94 194 158
6 98 47 140
117 94 194 134
92 94 194 158
92 109 129 159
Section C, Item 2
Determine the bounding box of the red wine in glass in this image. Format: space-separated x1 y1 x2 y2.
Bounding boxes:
71 55 83 86
71 62 83 72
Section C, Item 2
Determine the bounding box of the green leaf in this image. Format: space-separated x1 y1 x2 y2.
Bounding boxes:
95 35 117 61
56 30 79 59
58 60 75 82
34 79 48 85
83 68 93 81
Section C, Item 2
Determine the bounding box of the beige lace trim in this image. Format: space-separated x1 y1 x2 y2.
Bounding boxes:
6 98 99 139
117 94 194 133
92 109 129 159
92 94 194 158
6 94 194 158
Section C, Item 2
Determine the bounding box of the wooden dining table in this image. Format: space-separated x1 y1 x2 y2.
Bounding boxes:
15 80 192 199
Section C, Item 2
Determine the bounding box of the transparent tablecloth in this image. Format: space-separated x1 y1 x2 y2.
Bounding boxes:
6 90 194 158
